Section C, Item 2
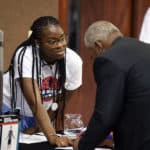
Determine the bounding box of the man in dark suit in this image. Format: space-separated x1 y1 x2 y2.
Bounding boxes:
76 21 150 150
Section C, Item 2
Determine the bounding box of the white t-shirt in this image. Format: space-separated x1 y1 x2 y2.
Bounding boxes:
3 47 82 116
139 8 150 43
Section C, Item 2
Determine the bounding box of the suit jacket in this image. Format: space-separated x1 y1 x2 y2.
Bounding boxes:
79 37 150 150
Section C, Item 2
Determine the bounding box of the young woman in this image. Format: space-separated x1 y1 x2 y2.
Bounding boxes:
3 16 82 146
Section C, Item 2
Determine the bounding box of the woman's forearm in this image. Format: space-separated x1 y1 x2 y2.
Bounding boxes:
33 102 57 144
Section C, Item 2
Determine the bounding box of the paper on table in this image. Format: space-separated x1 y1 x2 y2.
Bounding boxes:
55 146 73 149
19 132 65 144
19 132 47 144
94 148 111 150
55 147 111 150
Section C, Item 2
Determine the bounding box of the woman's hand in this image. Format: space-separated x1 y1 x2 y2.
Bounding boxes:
73 137 80 150
55 136 73 147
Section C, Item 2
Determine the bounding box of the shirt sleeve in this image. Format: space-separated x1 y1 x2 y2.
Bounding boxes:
139 8 150 43
14 46 36 79
65 48 83 90
79 57 126 150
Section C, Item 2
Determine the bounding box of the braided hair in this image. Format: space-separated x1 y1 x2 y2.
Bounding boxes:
7 16 66 129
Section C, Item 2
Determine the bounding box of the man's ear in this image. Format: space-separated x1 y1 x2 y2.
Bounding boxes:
94 40 103 49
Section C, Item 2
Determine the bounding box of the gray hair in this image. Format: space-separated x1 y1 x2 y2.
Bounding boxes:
84 21 120 48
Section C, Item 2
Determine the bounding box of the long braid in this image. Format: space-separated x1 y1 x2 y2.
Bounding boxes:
17 47 26 114
7 38 36 113
55 53 66 129
5 28 35 112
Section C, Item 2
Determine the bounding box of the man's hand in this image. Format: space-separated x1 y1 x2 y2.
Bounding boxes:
73 137 80 150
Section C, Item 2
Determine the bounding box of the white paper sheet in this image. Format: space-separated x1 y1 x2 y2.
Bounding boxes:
19 132 47 144
19 132 112 150
54 147 111 150
94 148 111 150
55 146 73 149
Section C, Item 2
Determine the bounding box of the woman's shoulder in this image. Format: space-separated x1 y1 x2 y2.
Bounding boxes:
14 46 34 59
66 47 82 63
16 45 32 54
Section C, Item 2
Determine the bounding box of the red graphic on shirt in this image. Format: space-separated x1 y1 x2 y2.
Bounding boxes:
41 76 60 102
41 76 60 89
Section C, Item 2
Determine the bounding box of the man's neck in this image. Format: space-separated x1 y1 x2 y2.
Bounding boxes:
108 32 123 47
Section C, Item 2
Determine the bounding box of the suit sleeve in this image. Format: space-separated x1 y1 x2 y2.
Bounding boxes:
79 57 126 150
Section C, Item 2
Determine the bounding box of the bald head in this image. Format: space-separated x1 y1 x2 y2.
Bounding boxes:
84 21 122 48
